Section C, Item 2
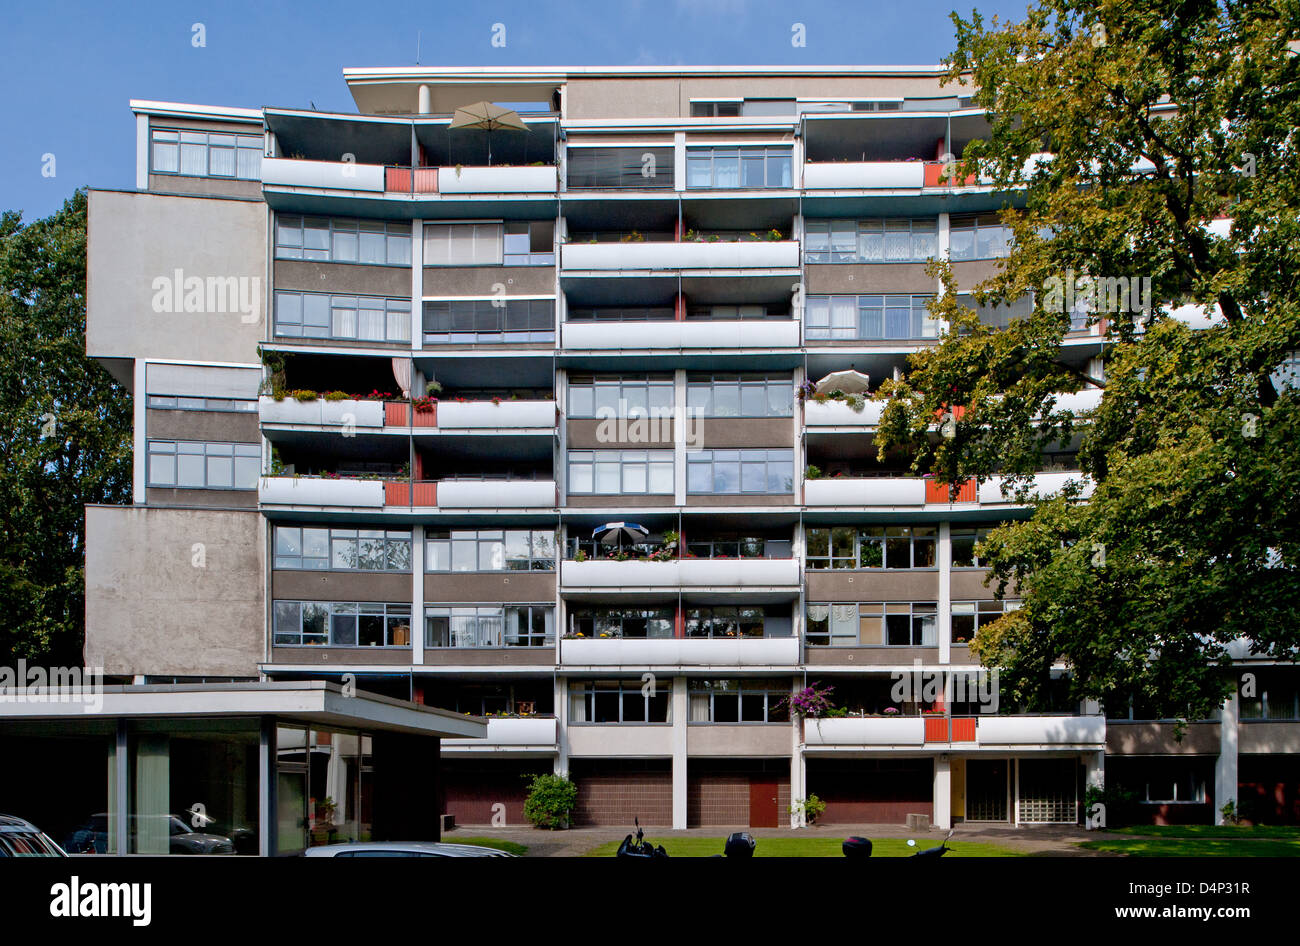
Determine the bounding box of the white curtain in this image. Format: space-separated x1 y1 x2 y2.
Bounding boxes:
391 357 412 398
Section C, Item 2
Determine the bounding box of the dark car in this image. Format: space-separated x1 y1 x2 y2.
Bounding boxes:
64 814 237 855
0 814 67 857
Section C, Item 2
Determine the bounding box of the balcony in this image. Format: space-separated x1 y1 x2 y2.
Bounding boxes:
560 558 799 590
804 161 925 190
562 319 799 350
262 156 385 193
258 396 385 429
976 472 1095 504
440 716 558 753
975 714 1106 747
383 165 557 195
434 400 556 430
559 636 798 667
561 240 799 272
803 716 925 747
804 477 926 506
803 399 886 427
437 479 556 509
259 475 385 508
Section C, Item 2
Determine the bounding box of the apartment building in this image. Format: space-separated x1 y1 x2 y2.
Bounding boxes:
80 65 1300 841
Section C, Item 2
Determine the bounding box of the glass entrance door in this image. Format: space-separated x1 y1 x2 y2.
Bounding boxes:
966 758 1009 822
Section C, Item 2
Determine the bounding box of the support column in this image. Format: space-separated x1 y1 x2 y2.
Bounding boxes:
411 525 424 667
790 708 806 827
1216 691 1239 824
554 673 568 777
672 675 688 829
933 755 952 829
937 522 952 665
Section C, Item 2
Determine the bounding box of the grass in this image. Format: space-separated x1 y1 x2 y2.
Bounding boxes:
1079 836 1300 857
582 835 1022 857
450 836 529 856
1112 824 1300 839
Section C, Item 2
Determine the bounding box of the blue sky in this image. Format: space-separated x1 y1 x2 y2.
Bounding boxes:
0 0 1031 220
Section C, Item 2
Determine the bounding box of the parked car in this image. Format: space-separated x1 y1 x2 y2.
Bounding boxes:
64 813 237 855
304 841 515 857
0 814 67 857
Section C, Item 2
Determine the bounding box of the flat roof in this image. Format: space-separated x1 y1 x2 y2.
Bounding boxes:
0 681 486 739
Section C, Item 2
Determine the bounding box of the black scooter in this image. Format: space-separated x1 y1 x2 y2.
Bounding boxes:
616 817 668 858
842 828 954 858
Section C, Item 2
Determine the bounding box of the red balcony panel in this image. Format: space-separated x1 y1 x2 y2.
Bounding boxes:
412 167 438 193
412 404 438 427
924 162 978 187
923 717 949 742
411 481 438 506
384 401 410 426
924 479 976 504
385 167 411 192
384 481 409 505
950 717 977 742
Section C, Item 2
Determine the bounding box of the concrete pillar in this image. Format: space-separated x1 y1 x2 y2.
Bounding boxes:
933 755 952 829
1215 692 1239 824
410 525 424 666
937 522 952 664
672 675 688 829
417 84 431 114
1085 750 1105 829
410 218 423 351
673 132 686 192
554 674 568 777
790 708 806 827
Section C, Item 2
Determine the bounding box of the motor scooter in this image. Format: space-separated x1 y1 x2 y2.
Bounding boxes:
615 817 668 858
842 828 954 857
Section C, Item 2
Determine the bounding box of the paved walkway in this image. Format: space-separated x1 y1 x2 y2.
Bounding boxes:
447 822 1124 857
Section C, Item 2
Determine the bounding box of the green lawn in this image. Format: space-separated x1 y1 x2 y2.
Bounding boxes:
1112 824 1300 839
583 836 1021 857
452 836 529 856
1080 836 1300 857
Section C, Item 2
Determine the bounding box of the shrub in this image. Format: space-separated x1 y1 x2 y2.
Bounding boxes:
323 390 350 401
291 389 318 402
523 774 578 829
790 794 828 825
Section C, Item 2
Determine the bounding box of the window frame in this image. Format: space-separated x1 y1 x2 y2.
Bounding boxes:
273 290 411 343
685 449 794 495
424 529 557 573
275 215 412 266
150 127 262 180
424 604 556 649
146 439 260 490
566 450 675 496
273 600 413 648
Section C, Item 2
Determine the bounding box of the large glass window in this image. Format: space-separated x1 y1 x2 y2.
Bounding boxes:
503 222 556 265
805 219 938 263
570 680 670 723
147 440 260 489
951 600 1021 644
805 294 938 341
686 147 792 189
949 213 1015 260
688 679 791 723
806 602 938 646
423 223 503 265
147 395 256 412
568 607 674 639
425 605 554 648
274 601 412 647
274 291 410 343
806 526 937 569
421 298 554 343
686 450 794 494
150 128 261 179
685 606 776 638
566 147 675 189
274 527 411 571
276 216 411 265
567 450 674 495
568 375 674 418
425 529 556 571
686 375 793 417
951 527 996 567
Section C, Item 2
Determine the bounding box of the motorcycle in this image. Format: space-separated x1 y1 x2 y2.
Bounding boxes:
616 817 668 858
842 828 954 858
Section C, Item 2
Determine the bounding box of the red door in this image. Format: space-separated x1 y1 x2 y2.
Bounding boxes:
749 779 779 828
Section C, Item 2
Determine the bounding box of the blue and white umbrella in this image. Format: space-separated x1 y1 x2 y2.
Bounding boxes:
592 522 650 546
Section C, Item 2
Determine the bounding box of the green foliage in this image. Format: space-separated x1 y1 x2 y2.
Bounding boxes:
873 1 1300 720
522 773 577 829
0 190 132 666
789 794 828 825
805 464 824 480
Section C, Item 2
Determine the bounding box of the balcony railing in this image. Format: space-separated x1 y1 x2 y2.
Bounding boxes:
803 716 925 746
803 714 1103 747
803 399 886 427
441 716 558 750
562 319 799 350
561 240 799 271
262 156 385 192
560 636 798 667
802 160 985 190
975 714 1105 747
560 558 799 589
379 479 556 509
384 165 556 195
259 396 384 429
259 475 385 508
804 473 1092 507
381 400 555 430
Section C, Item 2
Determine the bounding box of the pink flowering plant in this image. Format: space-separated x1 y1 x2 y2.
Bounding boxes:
777 682 836 719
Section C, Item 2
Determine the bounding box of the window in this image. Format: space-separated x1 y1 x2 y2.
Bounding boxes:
683 536 792 559
274 601 412 647
806 526 936 569
951 527 996 567
686 147 792 189
274 291 411 343
567 450 674 495
421 299 554 343
503 222 556 265
805 294 938 341
686 450 793 494
566 147 675 189
690 101 743 117
568 375 674 418
570 680 670 723
955 293 1036 331
689 679 791 723
423 223 503 265
805 219 938 264
684 305 786 321
274 527 411 571
1240 676 1300 720
806 602 938 646
148 395 256 412
275 216 411 265
566 307 675 322
425 605 554 648
151 128 261 179
147 440 260 489
951 600 1021 644
425 530 556 572
568 608 674 639
686 375 792 417
686 606 779 638
949 214 1014 260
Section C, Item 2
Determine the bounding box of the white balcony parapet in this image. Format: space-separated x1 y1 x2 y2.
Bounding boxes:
560 558 799 589
435 400 555 429
258 476 385 508
977 472 1094 505
562 240 799 271
1047 389 1103 416
804 399 886 427
441 717 557 749
804 161 926 190
976 714 1106 746
261 156 385 192
804 478 926 506
436 480 556 508
258 396 384 429
436 165 556 194
560 637 798 667
803 716 925 747
562 319 799 350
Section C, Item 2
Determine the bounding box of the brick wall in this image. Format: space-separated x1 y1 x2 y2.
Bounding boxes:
441 760 550 826
688 775 748 826
571 762 673 826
